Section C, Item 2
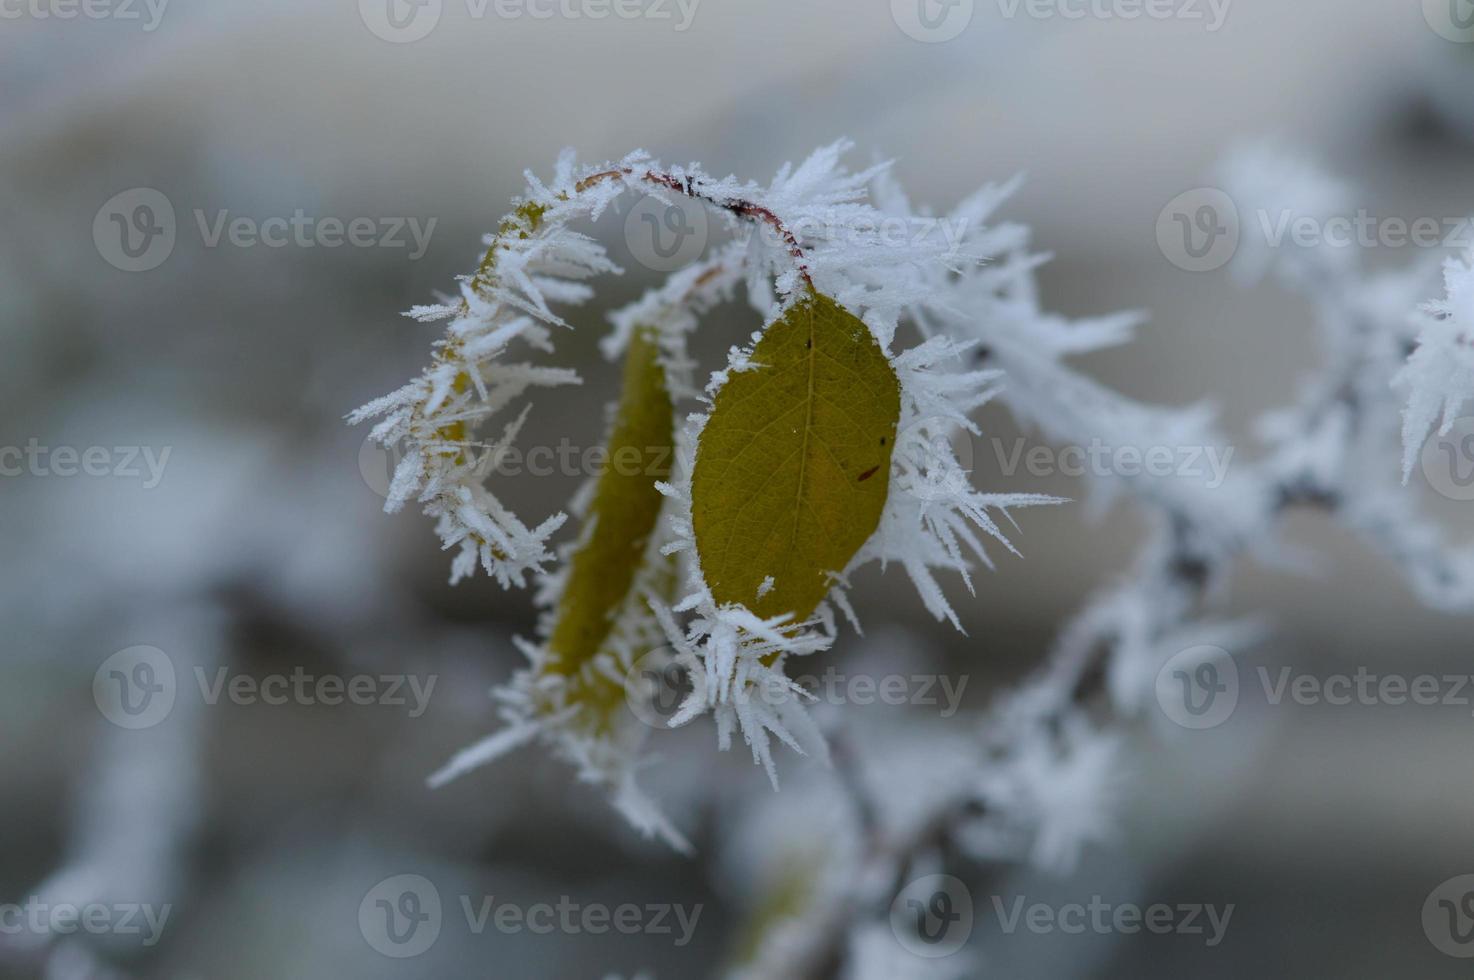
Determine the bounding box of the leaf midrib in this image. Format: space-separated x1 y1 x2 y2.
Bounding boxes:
788 298 819 580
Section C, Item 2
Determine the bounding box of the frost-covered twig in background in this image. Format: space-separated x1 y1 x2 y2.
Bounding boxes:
715 147 1474 979
0 603 219 977
710 164 1248 980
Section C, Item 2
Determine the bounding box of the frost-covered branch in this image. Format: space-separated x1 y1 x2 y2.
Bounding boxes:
360 144 1056 843
352 143 1473 977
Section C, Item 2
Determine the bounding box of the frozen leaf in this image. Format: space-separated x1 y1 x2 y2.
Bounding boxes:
544 326 675 722
692 292 900 621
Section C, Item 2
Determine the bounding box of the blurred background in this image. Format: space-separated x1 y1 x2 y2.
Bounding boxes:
3 0 1474 976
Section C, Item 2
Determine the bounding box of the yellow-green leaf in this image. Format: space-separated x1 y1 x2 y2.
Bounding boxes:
692 292 900 621
546 327 674 683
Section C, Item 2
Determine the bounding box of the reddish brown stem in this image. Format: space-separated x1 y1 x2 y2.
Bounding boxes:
577 167 814 287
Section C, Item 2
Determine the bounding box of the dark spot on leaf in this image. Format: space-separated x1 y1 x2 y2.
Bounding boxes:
857 465 880 482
